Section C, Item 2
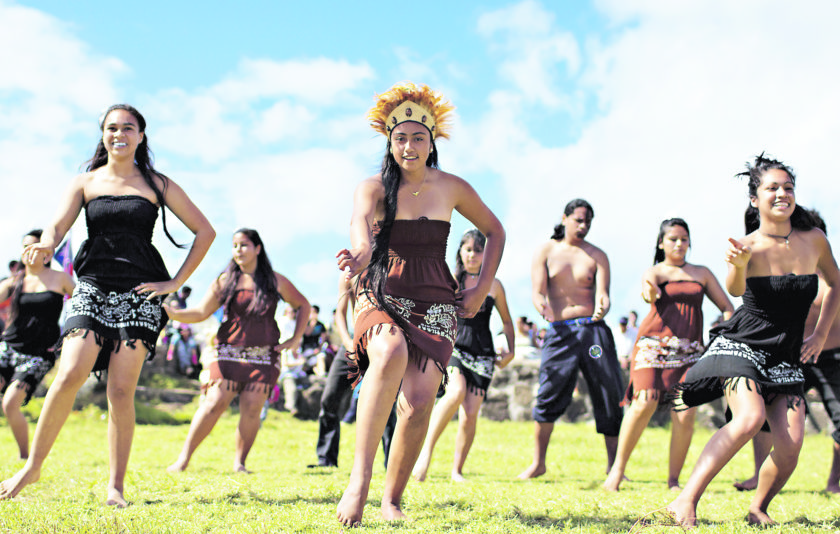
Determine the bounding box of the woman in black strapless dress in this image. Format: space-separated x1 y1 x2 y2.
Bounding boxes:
0 105 215 507
0 230 74 461
662 155 840 529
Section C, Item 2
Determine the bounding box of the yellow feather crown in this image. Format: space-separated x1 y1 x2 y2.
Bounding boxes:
367 82 454 140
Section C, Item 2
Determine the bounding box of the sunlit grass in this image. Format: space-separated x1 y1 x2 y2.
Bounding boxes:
1 403 839 533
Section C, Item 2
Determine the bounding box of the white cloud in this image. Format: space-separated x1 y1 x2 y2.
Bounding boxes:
469 0 840 325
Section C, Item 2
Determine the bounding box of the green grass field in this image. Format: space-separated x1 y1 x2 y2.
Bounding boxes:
1 399 839 533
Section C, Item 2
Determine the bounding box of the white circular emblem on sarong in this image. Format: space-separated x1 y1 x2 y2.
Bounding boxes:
589 345 603 359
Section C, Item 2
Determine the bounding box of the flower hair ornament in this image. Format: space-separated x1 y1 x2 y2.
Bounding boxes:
367 82 455 140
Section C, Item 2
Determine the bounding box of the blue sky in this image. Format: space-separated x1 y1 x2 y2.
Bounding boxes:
2 0 839 334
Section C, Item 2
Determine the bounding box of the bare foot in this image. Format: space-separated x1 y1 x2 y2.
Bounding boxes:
234 464 252 474
517 463 546 480
667 477 681 491
746 507 776 526
412 452 430 482
825 482 840 494
603 469 622 492
105 487 130 508
666 500 697 529
733 475 758 491
336 479 368 527
451 472 466 483
0 464 40 500
381 501 407 521
167 458 189 473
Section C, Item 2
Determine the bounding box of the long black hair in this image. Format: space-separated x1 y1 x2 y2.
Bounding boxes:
454 229 486 279
551 199 593 240
8 229 43 326
361 135 439 329
216 228 279 316
653 218 690 265
86 104 184 248
739 153 815 234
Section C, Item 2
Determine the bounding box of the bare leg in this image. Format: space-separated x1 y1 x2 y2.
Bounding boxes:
413 371 466 482
667 385 766 528
381 360 443 521
336 329 407 527
827 441 840 493
668 406 696 490
603 393 658 491
2 383 31 460
733 430 772 491
748 396 805 526
604 435 618 473
105 343 149 507
0 335 98 500
168 382 238 472
233 388 270 472
518 422 554 479
452 387 484 482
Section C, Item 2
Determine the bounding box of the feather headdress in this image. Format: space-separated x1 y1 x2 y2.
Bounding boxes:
367 82 455 140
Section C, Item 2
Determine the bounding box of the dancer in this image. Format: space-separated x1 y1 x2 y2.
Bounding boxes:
0 104 215 506
733 210 840 494
335 82 505 526
663 154 840 528
518 199 624 480
310 272 396 469
603 218 733 492
413 228 514 482
0 230 75 460
167 229 309 473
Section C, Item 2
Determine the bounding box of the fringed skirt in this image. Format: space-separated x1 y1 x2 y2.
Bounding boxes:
624 335 705 405
207 343 281 395
675 335 805 410
448 347 495 396
0 341 55 405
62 279 167 373
352 291 458 385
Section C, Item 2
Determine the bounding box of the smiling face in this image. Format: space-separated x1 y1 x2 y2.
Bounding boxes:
459 237 485 274
232 232 260 270
102 108 144 159
751 168 795 221
659 224 690 264
562 206 592 242
389 121 432 172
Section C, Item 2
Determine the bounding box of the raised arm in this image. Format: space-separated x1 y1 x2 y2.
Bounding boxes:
453 177 505 317
803 236 840 362
700 266 734 320
276 272 311 353
135 177 216 299
337 178 382 280
23 175 86 266
531 243 552 322
163 277 223 324
724 237 752 297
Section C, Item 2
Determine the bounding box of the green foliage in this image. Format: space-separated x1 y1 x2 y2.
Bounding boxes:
0 413 838 533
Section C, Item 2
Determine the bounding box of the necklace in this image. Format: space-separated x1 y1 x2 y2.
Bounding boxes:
465 271 480 278
760 228 794 247
666 262 687 268
407 174 427 196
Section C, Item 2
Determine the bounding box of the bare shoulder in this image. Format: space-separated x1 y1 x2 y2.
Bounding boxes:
582 241 608 262
533 240 556 260
357 175 385 194
801 227 828 247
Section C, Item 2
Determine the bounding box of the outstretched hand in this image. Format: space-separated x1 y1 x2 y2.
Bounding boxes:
642 279 661 304
726 238 752 268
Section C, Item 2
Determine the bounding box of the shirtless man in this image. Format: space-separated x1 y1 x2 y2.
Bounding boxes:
735 211 840 493
518 198 624 479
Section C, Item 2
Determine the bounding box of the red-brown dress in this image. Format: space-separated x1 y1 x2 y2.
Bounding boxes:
624 280 705 403
209 288 281 394
353 219 458 377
